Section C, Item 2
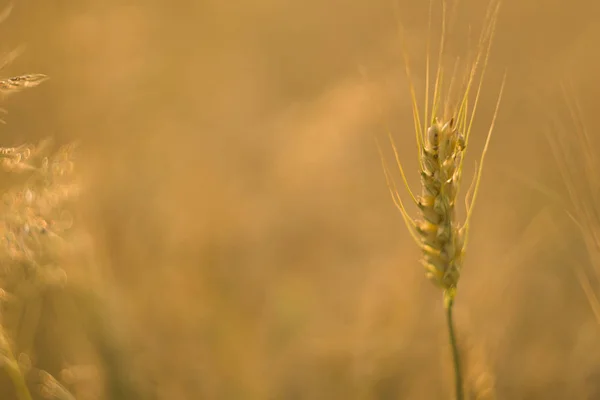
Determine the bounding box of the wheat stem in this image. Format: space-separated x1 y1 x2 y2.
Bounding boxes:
445 293 463 400
0 329 32 400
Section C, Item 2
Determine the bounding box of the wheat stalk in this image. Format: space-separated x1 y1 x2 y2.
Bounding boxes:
379 1 505 398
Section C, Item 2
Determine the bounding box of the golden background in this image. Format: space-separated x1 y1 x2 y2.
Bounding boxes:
1 0 599 398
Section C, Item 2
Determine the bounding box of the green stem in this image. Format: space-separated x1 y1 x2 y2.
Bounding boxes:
3 359 32 400
0 333 32 400
445 294 463 400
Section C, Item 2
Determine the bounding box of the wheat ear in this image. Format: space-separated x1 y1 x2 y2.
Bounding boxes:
0 5 53 399
544 81 600 323
380 1 505 398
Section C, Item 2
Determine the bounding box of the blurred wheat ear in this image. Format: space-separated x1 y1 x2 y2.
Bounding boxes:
545 81 600 324
0 10 49 120
377 0 505 398
0 4 57 400
0 73 48 95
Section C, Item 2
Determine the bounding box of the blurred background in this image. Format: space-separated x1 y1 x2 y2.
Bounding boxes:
1 0 600 398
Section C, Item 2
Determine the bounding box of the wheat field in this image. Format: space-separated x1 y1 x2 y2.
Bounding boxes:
0 0 598 399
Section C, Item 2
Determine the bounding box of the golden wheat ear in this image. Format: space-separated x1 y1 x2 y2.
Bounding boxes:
380 1 504 398
392 0 504 291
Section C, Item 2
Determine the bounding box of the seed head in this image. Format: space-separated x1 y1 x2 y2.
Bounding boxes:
378 0 505 300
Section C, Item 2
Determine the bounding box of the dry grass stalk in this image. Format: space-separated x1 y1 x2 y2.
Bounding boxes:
378 0 505 398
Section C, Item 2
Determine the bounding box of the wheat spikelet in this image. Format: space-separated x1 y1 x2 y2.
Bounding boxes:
0 5 48 101
380 0 505 298
38 370 76 400
416 117 466 289
0 73 48 96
